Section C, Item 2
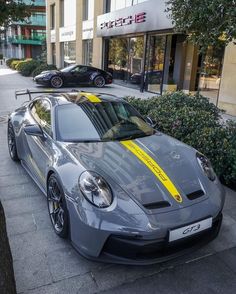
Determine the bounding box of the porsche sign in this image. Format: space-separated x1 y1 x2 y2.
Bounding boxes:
96 0 173 37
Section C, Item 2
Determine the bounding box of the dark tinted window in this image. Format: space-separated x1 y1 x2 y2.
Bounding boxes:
73 66 88 73
30 99 52 135
56 101 154 142
60 64 76 72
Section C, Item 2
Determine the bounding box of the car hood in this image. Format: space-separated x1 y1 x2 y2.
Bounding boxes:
40 70 60 75
63 133 209 212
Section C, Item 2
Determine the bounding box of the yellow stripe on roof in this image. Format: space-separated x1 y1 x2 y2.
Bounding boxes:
121 140 183 203
82 93 101 103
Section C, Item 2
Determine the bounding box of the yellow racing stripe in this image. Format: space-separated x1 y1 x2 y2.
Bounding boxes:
121 140 183 203
82 93 101 103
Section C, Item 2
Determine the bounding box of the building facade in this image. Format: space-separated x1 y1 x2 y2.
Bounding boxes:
46 0 236 115
1 0 46 59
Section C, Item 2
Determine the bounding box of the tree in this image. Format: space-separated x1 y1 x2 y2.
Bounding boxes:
166 0 236 51
0 0 32 26
0 201 16 294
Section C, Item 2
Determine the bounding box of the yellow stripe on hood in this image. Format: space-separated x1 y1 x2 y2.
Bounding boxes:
82 93 101 103
121 140 183 203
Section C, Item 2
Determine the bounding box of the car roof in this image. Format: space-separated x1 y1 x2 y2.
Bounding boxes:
42 92 123 105
66 64 104 71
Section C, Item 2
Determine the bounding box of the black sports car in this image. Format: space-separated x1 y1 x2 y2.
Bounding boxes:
33 64 113 88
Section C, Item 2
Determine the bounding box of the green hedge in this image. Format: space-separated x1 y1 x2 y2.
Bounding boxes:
6 58 20 68
126 91 236 185
6 58 41 76
15 59 32 72
32 63 57 77
17 59 40 76
8 59 22 70
6 58 17 67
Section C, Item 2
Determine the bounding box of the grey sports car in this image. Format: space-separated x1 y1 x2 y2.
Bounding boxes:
7 89 225 265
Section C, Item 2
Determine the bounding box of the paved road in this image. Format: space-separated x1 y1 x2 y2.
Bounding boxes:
1 64 236 294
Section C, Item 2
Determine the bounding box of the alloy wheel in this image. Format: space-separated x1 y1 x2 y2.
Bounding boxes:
94 76 105 88
48 177 65 233
7 123 19 161
50 76 63 88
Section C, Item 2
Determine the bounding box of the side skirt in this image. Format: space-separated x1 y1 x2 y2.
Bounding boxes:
21 160 47 196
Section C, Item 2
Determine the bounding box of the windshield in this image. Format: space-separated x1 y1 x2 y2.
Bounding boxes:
56 101 155 142
60 64 76 73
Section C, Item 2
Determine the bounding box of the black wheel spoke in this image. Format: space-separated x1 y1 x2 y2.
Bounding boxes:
48 177 65 233
8 123 18 161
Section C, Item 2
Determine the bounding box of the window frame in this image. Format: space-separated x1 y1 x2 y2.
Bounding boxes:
50 4 55 30
29 98 53 138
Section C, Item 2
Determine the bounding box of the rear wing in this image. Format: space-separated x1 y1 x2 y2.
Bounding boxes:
15 89 80 101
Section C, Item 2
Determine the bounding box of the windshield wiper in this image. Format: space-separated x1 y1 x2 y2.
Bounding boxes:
113 132 154 141
64 139 102 143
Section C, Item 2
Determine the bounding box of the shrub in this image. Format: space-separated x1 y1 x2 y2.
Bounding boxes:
17 59 40 76
11 60 22 70
6 58 16 67
6 58 20 68
126 91 236 185
15 59 32 72
7 59 22 69
32 63 57 77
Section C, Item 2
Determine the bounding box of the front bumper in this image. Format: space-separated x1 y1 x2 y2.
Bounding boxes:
33 77 50 86
72 212 222 265
100 213 222 264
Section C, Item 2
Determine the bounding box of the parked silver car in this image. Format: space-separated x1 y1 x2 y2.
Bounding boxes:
7 89 225 265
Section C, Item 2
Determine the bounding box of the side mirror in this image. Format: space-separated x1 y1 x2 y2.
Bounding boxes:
24 124 45 139
145 116 155 127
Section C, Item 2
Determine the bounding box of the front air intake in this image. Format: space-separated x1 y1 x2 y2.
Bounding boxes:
186 190 205 200
143 201 171 210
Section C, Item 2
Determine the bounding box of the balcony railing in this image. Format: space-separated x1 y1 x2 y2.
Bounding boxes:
14 14 46 27
22 0 45 6
8 34 46 45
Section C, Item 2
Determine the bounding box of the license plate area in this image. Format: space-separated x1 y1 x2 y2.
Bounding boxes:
169 217 213 242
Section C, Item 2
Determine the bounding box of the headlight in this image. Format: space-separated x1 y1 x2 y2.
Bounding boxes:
42 73 51 79
79 171 113 208
196 152 216 181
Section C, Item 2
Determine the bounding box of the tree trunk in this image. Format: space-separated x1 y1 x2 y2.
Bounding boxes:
0 201 16 294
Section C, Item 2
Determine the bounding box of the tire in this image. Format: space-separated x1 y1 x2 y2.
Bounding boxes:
94 75 106 88
7 121 19 162
47 174 69 238
50 76 63 88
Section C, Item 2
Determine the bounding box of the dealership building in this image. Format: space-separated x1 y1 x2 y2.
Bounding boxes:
46 0 236 115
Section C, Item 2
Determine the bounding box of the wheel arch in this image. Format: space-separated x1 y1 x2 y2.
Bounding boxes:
46 168 71 238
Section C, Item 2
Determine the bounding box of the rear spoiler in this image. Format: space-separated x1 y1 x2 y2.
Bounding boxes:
15 89 80 101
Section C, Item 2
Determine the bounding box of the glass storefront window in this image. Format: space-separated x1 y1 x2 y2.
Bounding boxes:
107 36 144 89
64 41 76 66
106 34 184 94
108 37 129 80
145 35 166 93
83 39 93 65
198 46 224 103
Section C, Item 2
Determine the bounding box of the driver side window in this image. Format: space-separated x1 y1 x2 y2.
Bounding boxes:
30 99 52 136
73 66 88 73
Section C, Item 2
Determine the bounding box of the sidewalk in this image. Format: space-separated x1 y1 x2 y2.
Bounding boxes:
1 64 236 293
